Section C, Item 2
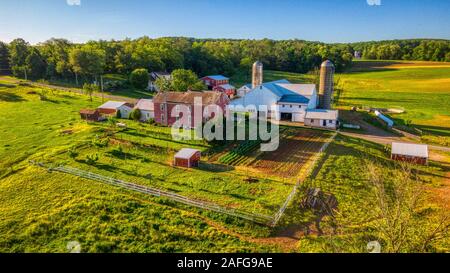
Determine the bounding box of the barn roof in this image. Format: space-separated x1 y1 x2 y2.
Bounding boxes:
175 148 201 159
98 101 128 109
204 75 229 81
153 91 226 105
391 142 429 158
305 109 339 120
217 84 235 90
263 82 315 104
79 109 98 115
135 99 154 111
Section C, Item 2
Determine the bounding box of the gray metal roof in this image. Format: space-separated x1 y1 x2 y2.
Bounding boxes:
98 101 127 109
391 142 429 158
135 99 154 111
305 109 339 120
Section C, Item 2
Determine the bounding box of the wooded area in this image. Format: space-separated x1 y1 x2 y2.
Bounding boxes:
0 37 449 82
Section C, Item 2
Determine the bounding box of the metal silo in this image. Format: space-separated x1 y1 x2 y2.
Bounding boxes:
319 60 335 109
252 61 263 88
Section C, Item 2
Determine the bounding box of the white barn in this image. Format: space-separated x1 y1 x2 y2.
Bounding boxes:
229 80 318 122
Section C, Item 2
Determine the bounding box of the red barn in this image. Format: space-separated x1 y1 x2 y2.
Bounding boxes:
213 84 236 98
391 142 429 165
174 148 201 168
201 75 229 90
153 91 230 128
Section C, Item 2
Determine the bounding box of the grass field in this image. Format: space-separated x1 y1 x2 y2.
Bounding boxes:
0 81 281 252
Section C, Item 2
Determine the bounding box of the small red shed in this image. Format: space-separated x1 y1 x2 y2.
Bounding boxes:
79 109 100 122
174 148 201 168
391 142 429 165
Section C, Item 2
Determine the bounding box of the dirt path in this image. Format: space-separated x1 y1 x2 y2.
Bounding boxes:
0 76 138 104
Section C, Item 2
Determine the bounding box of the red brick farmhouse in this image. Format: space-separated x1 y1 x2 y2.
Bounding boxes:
153 91 230 127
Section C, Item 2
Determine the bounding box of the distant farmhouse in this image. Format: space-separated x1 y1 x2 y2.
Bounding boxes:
148 72 171 92
231 60 338 127
153 91 230 128
201 75 236 98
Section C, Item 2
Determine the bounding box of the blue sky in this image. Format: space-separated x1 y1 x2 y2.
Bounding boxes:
0 0 449 44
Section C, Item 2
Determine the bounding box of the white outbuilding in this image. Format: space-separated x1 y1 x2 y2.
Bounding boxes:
304 109 339 129
135 99 154 121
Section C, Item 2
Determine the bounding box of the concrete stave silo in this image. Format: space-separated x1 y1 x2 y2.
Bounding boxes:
319 60 335 110
252 61 263 88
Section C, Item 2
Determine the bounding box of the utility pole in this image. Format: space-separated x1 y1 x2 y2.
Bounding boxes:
100 75 104 103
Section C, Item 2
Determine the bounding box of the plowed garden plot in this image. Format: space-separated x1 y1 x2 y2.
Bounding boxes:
250 129 330 178
217 127 331 179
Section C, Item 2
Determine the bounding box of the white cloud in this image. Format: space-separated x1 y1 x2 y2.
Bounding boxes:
367 0 381 6
67 0 81 6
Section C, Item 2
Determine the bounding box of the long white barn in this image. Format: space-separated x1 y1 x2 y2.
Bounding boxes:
230 79 318 122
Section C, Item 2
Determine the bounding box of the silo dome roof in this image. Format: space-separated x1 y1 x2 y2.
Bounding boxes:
321 60 335 67
253 61 263 66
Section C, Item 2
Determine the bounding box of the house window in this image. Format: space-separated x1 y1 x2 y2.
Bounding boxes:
160 104 165 111
161 114 165 122
299 105 302 109
310 119 314 123
290 105 292 108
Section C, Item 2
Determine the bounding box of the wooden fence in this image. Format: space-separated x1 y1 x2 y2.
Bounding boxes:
29 161 273 225
29 132 337 227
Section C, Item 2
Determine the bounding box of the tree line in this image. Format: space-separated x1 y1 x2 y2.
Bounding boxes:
0 37 449 83
352 39 450 62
